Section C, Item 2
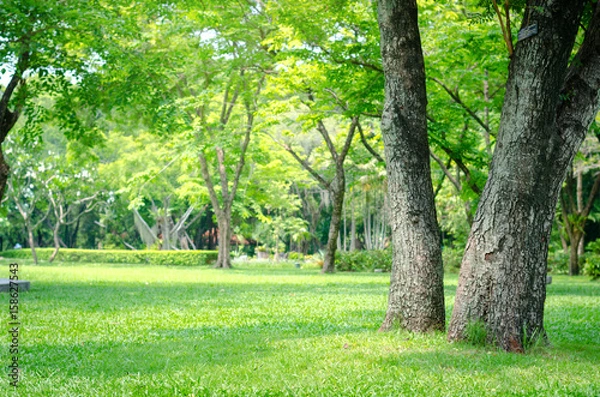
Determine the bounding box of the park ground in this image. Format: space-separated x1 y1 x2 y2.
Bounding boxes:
0 259 599 397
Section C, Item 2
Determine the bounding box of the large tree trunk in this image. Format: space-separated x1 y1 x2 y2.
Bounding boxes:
49 222 61 263
448 1 597 352
377 0 445 332
322 182 345 273
215 209 232 269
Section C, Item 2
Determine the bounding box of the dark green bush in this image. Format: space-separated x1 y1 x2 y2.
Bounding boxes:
335 249 392 272
583 256 600 280
1 248 218 266
584 239 600 280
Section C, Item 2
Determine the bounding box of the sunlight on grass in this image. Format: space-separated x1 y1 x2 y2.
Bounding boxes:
1 260 599 396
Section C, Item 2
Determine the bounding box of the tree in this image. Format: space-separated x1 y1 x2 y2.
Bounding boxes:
276 114 358 273
376 0 445 331
4 137 52 264
46 165 104 262
448 1 600 351
559 135 600 275
0 0 135 203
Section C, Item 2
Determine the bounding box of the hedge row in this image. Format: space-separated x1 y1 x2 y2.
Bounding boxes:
335 249 392 272
1 248 218 266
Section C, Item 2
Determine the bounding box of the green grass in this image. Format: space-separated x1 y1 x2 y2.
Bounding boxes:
1 259 599 396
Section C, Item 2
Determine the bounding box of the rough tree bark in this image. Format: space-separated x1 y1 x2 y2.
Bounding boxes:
377 0 445 332
449 0 600 352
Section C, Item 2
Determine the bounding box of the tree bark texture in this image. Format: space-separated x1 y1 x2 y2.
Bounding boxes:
377 0 445 332
449 0 600 352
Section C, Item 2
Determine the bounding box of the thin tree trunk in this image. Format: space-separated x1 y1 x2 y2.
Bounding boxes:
216 211 232 269
322 182 345 273
26 223 38 265
377 0 445 332
364 190 372 250
343 202 347 252
350 196 357 251
49 222 61 263
449 1 595 352
570 232 583 276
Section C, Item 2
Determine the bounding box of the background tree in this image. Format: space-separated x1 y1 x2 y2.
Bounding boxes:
4 136 52 263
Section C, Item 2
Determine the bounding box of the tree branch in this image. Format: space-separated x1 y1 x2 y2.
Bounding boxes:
337 116 359 167
430 77 490 134
267 132 331 189
430 151 460 192
357 121 384 163
316 120 338 162
492 0 514 56
215 147 230 205
0 50 30 142
437 144 481 195
229 103 254 203
198 152 224 218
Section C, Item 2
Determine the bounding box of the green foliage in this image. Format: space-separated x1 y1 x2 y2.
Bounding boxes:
583 257 600 280
288 251 305 260
335 249 392 272
1 248 217 266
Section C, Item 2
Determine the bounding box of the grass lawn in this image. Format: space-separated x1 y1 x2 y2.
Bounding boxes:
1 259 599 396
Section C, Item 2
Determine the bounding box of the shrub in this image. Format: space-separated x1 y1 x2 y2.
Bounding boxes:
584 239 600 280
583 254 600 280
335 249 392 272
288 251 305 260
1 248 218 266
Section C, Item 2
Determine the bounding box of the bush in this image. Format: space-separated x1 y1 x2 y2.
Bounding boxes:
584 239 600 280
1 248 218 266
288 252 305 260
335 249 392 272
583 257 600 280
